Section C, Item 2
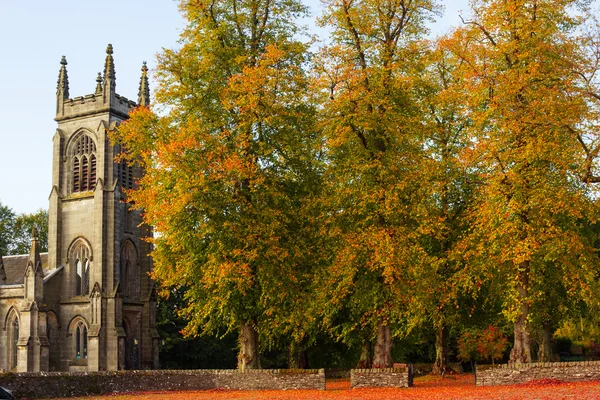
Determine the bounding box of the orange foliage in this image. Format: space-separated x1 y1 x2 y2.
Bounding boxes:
49 375 600 400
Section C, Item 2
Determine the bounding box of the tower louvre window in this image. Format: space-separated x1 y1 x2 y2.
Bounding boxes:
70 133 97 194
90 154 97 190
117 145 134 191
81 156 89 191
128 165 133 189
73 157 80 192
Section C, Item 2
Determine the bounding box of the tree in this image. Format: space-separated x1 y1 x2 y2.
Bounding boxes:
314 0 441 367
445 0 600 363
11 209 48 255
113 0 320 369
477 325 508 365
0 203 48 256
412 41 476 375
458 325 508 366
0 201 15 256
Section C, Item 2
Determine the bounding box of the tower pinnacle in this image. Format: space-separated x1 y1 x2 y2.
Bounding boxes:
95 72 103 95
28 227 42 276
137 61 150 107
102 44 116 103
56 56 69 115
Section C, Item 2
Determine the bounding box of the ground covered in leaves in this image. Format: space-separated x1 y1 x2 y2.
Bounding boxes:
49 374 600 399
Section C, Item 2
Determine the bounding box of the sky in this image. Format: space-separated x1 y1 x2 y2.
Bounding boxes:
0 0 469 215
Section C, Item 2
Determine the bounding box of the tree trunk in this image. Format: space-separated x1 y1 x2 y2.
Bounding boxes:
356 340 372 369
537 322 552 362
288 342 308 369
372 324 393 368
432 324 448 375
238 322 260 370
510 261 531 363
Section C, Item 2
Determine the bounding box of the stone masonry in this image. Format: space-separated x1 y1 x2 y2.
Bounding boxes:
350 367 413 388
476 361 600 386
0 44 158 373
0 369 326 398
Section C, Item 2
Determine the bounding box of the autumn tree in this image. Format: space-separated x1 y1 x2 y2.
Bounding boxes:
411 42 476 374
114 0 321 369
446 0 600 363
314 0 440 367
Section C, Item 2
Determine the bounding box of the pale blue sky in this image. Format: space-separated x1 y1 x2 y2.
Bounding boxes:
0 0 468 215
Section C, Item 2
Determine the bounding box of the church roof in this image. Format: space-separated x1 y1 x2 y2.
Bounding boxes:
2 253 49 285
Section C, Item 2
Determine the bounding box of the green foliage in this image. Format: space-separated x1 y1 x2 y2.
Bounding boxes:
114 0 323 367
12 209 48 254
0 201 15 256
156 288 237 369
113 0 600 369
0 202 48 256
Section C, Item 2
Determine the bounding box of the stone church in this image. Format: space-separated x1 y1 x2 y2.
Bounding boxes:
0 45 159 372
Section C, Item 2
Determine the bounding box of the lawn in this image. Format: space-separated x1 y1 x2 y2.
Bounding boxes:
48 374 600 399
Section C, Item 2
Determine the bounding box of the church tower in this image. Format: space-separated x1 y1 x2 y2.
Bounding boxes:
47 45 158 371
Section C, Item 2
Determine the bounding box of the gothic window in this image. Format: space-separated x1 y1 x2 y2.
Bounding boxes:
75 259 90 296
7 311 19 370
69 239 92 297
119 241 138 298
74 321 88 359
69 133 97 193
116 145 134 191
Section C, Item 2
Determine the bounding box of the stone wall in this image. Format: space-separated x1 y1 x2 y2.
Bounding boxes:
476 361 600 386
350 367 412 388
0 368 326 398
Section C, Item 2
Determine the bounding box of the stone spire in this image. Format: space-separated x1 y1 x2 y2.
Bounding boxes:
0 250 6 284
137 61 150 107
25 228 44 302
56 56 69 115
28 228 43 277
102 44 116 103
95 72 103 95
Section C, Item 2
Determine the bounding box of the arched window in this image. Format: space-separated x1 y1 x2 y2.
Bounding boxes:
119 241 137 298
11 317 18 369
116 144 134 191
69 239 92 297
6 311 19 370
75 321 88 359
69 133 97 193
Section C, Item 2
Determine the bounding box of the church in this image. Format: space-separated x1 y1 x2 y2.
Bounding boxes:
0 45 159 372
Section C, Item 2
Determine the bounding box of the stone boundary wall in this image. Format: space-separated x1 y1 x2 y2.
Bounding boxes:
0 369 326 398
476 361 600 386
350 367 412 388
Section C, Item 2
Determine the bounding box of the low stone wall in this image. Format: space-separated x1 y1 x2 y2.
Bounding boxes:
477 361 600 386
0 368 325 398
350 367 412 388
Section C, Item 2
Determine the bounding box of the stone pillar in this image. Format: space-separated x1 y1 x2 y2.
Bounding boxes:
87 327 101 371
106 295 125 371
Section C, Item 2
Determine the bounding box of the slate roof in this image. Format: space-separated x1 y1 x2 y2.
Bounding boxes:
1 253 49 285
